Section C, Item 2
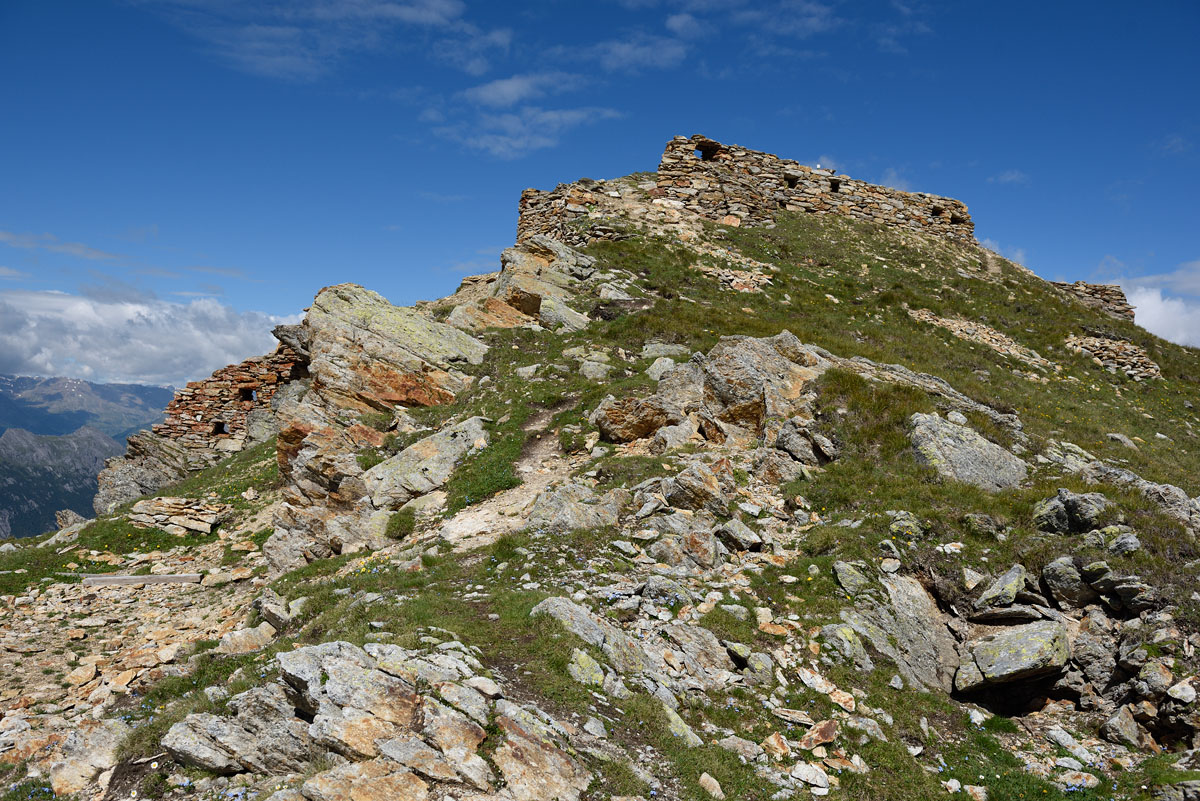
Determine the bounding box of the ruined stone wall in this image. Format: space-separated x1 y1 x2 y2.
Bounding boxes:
655 135 975 240
151 346 301 452
517 135 975 245
516 182 632 247
1051 281 1135 321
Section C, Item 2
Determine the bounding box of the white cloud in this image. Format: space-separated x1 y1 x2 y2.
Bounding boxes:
143 0 473 79
460 72 582 108
587 33 688 72
0 267 29 280
666 13 706 38
436 105 622 159
1123 286 1200 347
431 26 512 76
1111 259 1200 297
732 1 843 38
0 289 298 386
988 169 1031 185
0 230 119 260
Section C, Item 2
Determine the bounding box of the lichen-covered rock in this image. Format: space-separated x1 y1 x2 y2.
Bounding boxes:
973 564 1027 610
590 394 682 442
957 620 1070 690
909 412 1027 491
663 462 729 514
362 417 488 508
163 685 323 774
528 483 630 532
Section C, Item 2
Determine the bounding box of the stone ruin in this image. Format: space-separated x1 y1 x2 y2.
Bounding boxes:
151 345 302 453
94 345 304 515
1052 281 1135 321
518 135 976 247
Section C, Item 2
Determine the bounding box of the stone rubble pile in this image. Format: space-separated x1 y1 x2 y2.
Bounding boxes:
908 307 1059 375
127 497 233 535
1065 335 1161 380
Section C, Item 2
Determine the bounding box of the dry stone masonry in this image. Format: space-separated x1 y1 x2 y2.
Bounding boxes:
654 134 975 240
152 346 301 453
1053 281 1136 321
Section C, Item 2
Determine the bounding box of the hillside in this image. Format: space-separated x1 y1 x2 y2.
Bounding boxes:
0 375 172 538
0 427 124 539
3 135 1200 801
0 375 172 440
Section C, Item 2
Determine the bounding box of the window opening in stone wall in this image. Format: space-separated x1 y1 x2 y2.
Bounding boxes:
829 179 841 193
950 213 966 225
784 174 799 189
694 142 720 161
931 206 944 217
239 387 257 402
212 421 229 435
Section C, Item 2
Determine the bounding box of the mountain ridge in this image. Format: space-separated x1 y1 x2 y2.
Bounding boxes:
3 135 1200 801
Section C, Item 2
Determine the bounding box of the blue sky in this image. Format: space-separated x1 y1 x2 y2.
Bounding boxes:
0 0 1197 385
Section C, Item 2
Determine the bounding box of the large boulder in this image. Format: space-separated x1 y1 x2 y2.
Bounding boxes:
909 412 1027 491
955 620 1070 691
363 418 489 509
528 484 630 533
1033 489 1112 533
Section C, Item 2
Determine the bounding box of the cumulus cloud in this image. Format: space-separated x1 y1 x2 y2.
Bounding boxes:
1123 286 1200 348
460 72 583 108
0 289 298 386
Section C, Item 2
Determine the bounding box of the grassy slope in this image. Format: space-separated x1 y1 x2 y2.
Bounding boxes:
20 204 1200 800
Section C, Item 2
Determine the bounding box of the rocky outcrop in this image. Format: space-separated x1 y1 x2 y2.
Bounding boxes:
909 412 1027 491
94 347 300 515
93 430 197 515
436 235 597 333
265 284 488 573
955 620 1071 691
166 639 592 801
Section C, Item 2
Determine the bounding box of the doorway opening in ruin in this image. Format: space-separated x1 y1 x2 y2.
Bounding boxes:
239 387 257 402
829 179 842 193
694 142 720 161
211 421 230 435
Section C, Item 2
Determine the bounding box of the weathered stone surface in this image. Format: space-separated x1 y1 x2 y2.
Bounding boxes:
48 719 129 795
363 417 488 508
164 685 323 774
528 483 630 532
301 759 429 801
973 564 1026 610
909 412 1027 491
590 395 681 442
958 621 1070 690
493 706 591 800
664 463 728 514
1042 557 1100 608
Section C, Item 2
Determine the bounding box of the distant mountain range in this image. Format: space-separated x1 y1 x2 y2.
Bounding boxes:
0 374 174 538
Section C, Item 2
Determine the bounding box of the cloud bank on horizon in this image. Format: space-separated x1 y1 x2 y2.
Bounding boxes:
0 289 297 387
